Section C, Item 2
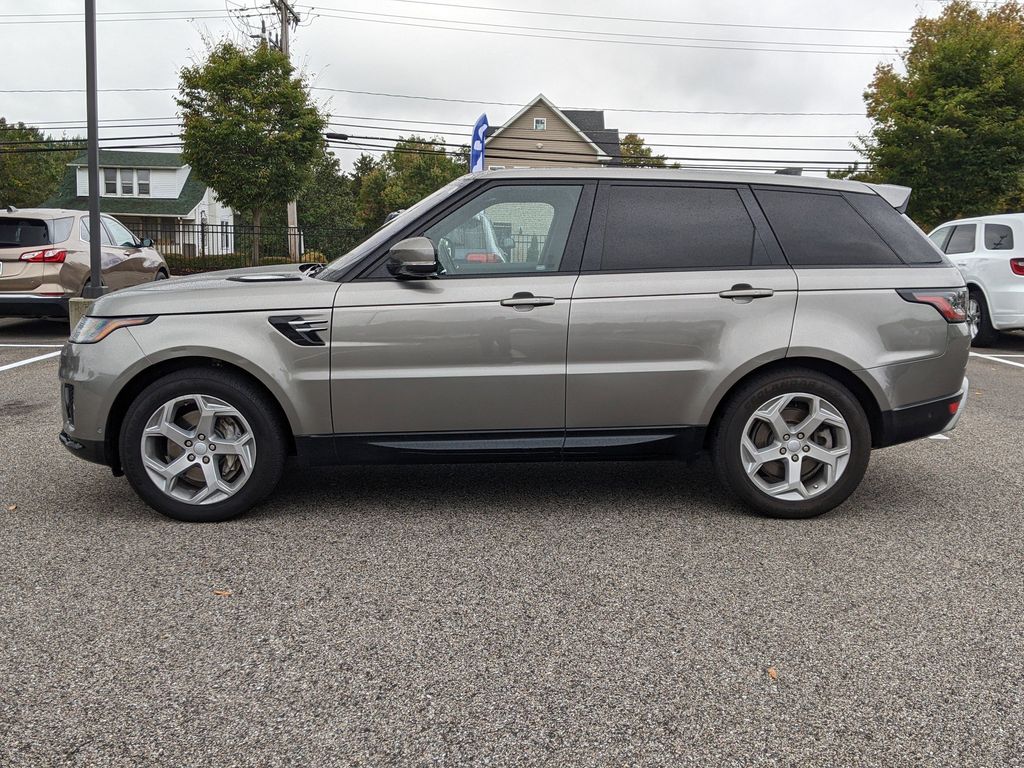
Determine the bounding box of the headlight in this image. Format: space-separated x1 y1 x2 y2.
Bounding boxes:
70 315 155 344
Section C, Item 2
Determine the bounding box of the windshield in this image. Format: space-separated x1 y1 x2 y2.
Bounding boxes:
317 175 473 281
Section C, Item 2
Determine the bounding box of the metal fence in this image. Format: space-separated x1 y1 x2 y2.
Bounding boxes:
131 222 365 275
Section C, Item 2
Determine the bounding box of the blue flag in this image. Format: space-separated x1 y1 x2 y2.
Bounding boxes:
470 113 489 173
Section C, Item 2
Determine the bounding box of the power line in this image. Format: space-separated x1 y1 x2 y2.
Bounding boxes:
308 11 904 56
307 7 907 50
303 0 909 35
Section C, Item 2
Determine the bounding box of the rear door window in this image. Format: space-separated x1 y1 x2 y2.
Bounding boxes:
984 223 1014 250
753 188 901 266
599 184 765 271
0 218 50 247
102 217 138 248
944 224 977 255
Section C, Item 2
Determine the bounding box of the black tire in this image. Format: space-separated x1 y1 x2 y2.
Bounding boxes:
119 367 288 522
968 288 999 347
154 269 169 281
711 368 872 519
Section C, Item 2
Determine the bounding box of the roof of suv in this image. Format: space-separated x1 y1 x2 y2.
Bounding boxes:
478 167 879 194
0 208 83 219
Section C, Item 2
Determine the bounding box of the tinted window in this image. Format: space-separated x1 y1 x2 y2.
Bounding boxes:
845 192 942 264
423 184 582 275
0 218 50 247
601 185 761 270
754 188 900 266
929 228 951 250
945 224 976 255
985 223 1013 250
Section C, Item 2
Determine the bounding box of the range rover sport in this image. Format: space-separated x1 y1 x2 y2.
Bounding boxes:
59 168 970 522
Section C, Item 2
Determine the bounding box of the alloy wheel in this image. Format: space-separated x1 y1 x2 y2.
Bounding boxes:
740 392 852 501
966 297 981 340
140 394 256 505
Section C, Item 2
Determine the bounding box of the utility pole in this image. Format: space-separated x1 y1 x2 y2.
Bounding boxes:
272 0 302 262
82 0 104 301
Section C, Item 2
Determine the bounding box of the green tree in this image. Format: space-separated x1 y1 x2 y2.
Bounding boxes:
176 41 326 264
619 133 668 168
0 118 82 208
847 1 1024 229
354 136 465 230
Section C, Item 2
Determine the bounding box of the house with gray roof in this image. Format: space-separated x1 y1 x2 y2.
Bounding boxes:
46 149 235 255
484 93 621 169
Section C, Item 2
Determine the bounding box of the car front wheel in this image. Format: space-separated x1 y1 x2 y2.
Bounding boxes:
120 367 287 522
712 369 871 519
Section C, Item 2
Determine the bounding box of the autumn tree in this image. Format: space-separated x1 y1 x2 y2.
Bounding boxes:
619 133 669 168
176 41 325 264
845 1 1024 229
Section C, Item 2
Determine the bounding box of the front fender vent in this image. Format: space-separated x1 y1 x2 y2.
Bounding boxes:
269 315 329 346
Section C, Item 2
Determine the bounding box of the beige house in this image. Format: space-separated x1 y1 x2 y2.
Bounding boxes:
484 93 621 169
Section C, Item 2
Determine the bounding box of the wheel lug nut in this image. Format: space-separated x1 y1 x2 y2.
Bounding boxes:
779 447 787 455
791 455 799 462
783 434 790 440
209 444 216 451
797 432 804 439
187 454 195 461
202 456 210 464
185 440 192 447
198 434 205 441
803 446 810 453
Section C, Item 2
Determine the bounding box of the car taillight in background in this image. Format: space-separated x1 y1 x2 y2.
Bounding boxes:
1010 258 1024 276
465 252 500 263
19 249 67 263
897 287 968 323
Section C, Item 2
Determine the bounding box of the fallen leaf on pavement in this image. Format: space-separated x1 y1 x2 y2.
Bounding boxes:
212 589 232 597
5 505 15 511
767 666 778 681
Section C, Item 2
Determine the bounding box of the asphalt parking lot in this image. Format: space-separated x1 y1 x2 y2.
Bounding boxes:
1 316 1022 767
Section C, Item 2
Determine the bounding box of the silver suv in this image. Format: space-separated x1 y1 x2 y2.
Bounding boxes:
59 169 970 522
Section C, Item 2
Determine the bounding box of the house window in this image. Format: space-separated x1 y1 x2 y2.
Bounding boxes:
137 169 150 196
120 169 134 196
488 165 505 170
103 168 117 195
533 118 546 131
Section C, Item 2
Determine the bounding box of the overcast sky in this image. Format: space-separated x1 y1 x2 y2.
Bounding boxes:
0 0 949 176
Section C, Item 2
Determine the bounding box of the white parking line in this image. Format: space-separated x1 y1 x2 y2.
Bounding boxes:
0 350 61 372
970 352 1024 370
0 344 64 349
927 434 951 441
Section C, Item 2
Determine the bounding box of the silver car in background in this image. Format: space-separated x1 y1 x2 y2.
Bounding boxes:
59 168 970 522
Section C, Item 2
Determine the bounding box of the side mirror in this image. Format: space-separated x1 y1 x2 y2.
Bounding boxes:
386 236 438 279
140 237 154 248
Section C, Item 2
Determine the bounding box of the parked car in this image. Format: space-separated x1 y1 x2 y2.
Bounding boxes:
928 213 1024 346
0 207 168 317
59 169 970 523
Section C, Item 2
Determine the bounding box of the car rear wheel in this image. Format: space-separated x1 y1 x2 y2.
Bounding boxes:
120 367 287 522
712 369 871 519
967 288 999 347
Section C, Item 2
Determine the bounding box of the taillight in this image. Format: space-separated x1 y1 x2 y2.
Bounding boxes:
465 252 499 263
897 287 968 323
1011 258 1024 276
20 248 67 263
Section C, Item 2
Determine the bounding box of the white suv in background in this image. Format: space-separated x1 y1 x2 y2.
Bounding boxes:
929 214 1024 346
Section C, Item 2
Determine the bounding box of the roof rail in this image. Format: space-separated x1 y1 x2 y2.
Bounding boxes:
866 183 911 213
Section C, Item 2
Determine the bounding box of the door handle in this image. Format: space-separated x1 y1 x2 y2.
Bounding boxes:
500 292 556 310
719 284 774 300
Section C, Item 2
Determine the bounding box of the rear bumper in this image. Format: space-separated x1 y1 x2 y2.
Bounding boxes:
875 377 969 447
0 292 69 317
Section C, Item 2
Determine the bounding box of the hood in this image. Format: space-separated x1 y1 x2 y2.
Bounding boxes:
88 263 341 317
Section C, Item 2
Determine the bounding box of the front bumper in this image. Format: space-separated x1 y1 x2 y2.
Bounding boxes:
0 292 69 317
875 376 969 447
59 430 114 468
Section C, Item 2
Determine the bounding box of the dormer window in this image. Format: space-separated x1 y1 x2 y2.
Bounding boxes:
533 118 546 131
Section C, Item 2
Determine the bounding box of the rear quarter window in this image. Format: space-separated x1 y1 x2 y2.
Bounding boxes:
753 188 901 266
51 216 74 243
984 223 1014 250
844 192 943 264
944 224 976 255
